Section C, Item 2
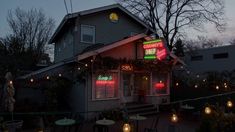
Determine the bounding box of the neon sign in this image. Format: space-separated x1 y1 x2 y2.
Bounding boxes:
121 64 133 71
96 75 114 85
155 82 165 89
143 39 167 60
97 75 112 81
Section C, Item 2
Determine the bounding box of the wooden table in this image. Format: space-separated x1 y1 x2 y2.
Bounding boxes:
55 118 75 132
129 115 147 132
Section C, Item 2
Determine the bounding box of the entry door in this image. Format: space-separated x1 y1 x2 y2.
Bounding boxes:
122 73 134 103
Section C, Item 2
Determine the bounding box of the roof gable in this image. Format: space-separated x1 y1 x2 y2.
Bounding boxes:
49 4 155 43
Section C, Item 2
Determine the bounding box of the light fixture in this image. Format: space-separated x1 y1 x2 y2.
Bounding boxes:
216 85 219 90
85 64 88 67
171 114 178 123
30 78 34 83
227 100 233 108
205 106 211 114
91 59 93 62
123 123 131 132
78 67 81 70
46 76 50 80
225 85 228 88
194 84 198 88
9 80 13 85
203 79 206 82
196 75 200 78
224 83 227 86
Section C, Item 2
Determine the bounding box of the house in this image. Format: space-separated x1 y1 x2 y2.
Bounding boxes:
183 45 235 73
18 4 182 117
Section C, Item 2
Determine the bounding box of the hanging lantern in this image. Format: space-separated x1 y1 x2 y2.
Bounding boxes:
171 114 178 123
205 106 211 114
123 123 131 132
227 100 233 108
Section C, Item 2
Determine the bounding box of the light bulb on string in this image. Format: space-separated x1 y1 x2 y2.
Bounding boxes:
194 84 198 88
9 80 13 85
227 100 233 108
196 75 200 78
46 76 50 80
225 85 228 89
85 64 88 67
205 106 211 114
91 59 93 62
78 67 81 70
203 79 206 82
176 82 179 86
216 85 219 90
59 73 62 77
30 78 34 83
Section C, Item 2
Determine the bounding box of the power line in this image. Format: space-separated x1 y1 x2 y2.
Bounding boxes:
70 0 73 13
64 0 69 14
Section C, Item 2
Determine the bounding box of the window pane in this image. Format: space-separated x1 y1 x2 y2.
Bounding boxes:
95 73 118 99
81 25 95 43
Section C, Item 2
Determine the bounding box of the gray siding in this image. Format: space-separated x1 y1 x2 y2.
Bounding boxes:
54 27 74 63
184 45 235 73
75 8 146 54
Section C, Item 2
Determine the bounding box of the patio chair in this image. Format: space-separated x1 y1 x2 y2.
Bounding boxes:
144 115 160 132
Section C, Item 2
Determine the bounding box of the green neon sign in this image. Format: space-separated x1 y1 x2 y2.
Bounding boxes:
144 56 156 60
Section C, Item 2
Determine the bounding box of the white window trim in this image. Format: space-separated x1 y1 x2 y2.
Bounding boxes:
80 24 95 44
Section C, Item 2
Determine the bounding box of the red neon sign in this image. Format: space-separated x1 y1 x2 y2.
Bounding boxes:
143 42 164 49
157 49 167 60
155 82 165 89
96 80 115 85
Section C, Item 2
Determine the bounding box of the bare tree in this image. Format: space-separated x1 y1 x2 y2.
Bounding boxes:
5 8 55 60
119 0 226 50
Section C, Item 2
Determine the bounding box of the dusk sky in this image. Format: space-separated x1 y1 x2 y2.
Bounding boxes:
1 0 235 43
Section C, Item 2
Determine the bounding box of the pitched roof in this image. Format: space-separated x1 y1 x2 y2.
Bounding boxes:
49 3 155 43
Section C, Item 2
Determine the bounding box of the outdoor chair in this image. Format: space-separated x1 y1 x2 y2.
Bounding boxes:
144 115 160 132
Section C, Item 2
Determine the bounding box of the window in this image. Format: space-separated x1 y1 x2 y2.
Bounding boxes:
94 73 118 99
81 25 95 43
213 53 228 59
152 73 168 95
191 55 203 61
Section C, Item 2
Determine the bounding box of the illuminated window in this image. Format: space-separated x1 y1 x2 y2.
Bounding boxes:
94 73 118 99
81 25 95 44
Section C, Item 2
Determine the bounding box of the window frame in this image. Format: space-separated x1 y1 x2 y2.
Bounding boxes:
80 24 96 44
92 71 119 100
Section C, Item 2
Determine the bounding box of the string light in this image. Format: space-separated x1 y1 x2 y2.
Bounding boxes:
59 73 62 77
225 85 228 88
78 67 81 70
203 79 206 82
46 76 50 80
176 82 179 86
91 59 93 62
196 75 200 78
194 84 198 88
227 100 233 108
205 106 211 114
224 83 227 86
9 80 13 85
30 78 34 83
216 85 219 90
85 64 88 67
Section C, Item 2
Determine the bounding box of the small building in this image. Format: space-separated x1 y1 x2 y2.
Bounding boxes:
18 4 182 117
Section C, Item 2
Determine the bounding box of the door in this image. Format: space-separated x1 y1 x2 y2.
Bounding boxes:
122 73 134 103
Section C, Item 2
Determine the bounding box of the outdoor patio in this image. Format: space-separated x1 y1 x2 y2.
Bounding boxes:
19 112 200 132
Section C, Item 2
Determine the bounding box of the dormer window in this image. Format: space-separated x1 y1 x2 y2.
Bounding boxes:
81 25 95 44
